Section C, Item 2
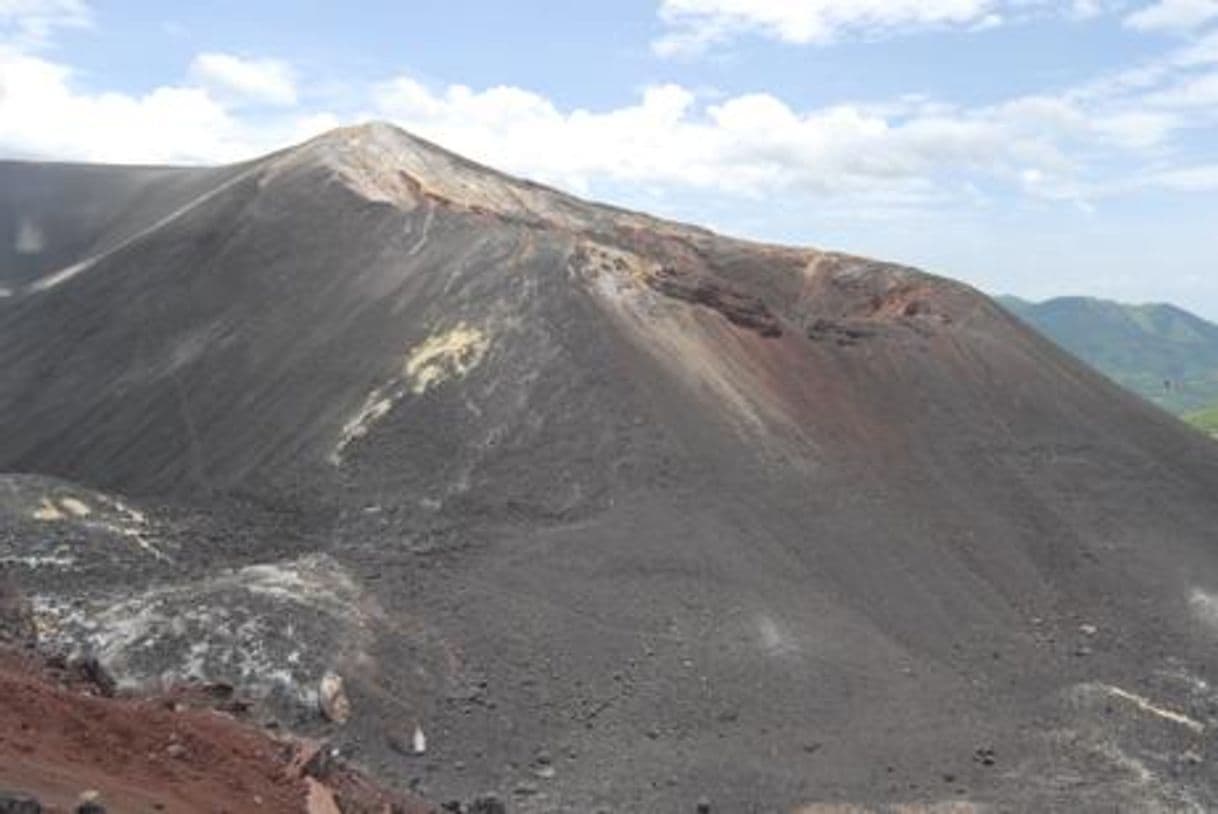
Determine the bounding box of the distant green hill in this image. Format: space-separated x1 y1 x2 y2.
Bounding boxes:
1186 404 1218 436
998 295 1218 417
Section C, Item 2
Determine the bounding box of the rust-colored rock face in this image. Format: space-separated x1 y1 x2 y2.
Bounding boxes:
0 650 431 813
1 123 1217 811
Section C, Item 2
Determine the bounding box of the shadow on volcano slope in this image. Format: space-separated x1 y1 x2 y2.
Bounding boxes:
2 123 1218 812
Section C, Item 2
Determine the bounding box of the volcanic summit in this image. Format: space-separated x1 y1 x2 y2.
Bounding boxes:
2 123 1217 811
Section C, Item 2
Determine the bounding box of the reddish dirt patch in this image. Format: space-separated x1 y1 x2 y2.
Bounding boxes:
0 649 429 814
0 648 306 812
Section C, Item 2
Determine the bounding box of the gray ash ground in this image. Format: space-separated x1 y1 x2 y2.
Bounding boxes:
2 123 1218 812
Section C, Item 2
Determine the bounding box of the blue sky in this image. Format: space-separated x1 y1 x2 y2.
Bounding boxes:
2 1 1218 316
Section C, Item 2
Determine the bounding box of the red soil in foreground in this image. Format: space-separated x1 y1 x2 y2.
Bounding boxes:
0 649 428 814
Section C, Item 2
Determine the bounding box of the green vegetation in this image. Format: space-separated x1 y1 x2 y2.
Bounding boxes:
1187 405 1218 436
999 295 1218 416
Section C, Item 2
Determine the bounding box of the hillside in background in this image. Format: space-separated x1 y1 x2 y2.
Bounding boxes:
1187 404 1218 436
1000 295 1218 418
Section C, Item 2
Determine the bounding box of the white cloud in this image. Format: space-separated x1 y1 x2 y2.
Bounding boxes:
2 49 1193 210
190 52 297 107
653 0 998 55
0 49 323 164
0 48 238 163
371 73 1186 209
372 79 711 193
1093 110 1182 146
0 0 88 47
1070 0 1107 19
1175 28 1218 62
0 1 1212 219
1125 0 1218 32
651 0 1119 55
1148 68 1218 105
1144 163 1218 189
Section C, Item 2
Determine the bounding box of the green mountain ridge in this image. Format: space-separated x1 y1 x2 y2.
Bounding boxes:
1186 404 1218 436
998 294 1218 418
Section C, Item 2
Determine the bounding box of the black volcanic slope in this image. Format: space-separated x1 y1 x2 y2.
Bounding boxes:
2 124 1218 812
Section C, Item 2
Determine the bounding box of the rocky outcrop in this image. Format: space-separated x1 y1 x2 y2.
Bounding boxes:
645 264 783 338
0 573 35 650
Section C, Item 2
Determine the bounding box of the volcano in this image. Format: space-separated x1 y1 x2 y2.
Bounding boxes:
2 123 1217 812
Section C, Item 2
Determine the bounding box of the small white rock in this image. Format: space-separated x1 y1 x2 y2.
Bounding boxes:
319 672 351 724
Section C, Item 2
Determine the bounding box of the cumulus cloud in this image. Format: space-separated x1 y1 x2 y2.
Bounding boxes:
0 3 320 163
190 52 298 107
0 49 326 164
0 45 1203 209
1125 0 1218 33
1 48 240 163
370 72 1193 211
0 0 1214 217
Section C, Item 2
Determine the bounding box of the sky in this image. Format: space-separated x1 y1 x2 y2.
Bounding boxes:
1 1 1217 316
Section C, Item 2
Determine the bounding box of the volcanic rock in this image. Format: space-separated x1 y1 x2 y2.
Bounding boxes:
468 795 506 814
319 672 351 724
0 792 42 814
72 791 104 814
305 778 342 814
70 656 116 698
0 574 36 649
